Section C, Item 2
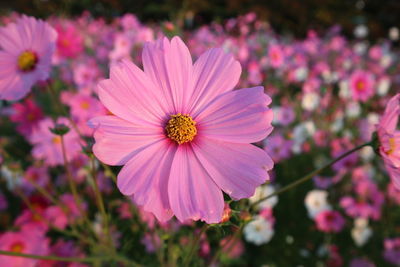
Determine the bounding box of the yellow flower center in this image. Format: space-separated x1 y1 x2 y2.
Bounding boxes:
356 80 365 91
80 101 90 110
10 242 24 253
17 51 38 72
52 136 62 144
386 137 397 155
165 113 197 144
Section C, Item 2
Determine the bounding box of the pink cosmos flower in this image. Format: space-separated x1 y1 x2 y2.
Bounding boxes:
268 44 285 68
0 227 49 267
89 36 274 223
10 97 43 137
29 117 81 166
315 210 345 233
54 22 84 59
377 94 400 188
0 15 57 100
349 70 375 102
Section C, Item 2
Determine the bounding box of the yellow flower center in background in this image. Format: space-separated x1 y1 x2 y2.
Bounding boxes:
80 101 90 110
10 242 24 253
165 113 197 144
17 51 38 72
386 137 397 155
355 80 365 91
52 136 62 144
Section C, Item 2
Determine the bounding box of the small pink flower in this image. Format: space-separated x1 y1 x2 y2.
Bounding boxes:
315 210 345 233
0 15 57 100
10 98 43 137
377 94 400 188
55 22 84 59
89 36 274 223
268 44 285 68
29 117 81 166
349 70 375 102
0 227 49 267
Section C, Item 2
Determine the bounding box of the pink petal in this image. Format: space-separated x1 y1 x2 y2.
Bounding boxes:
381 94 400 132
117 139 176 222
142 36 193 113
0 73 31 101
188 48 241 114
195 86 273 143
88 115 164 166
168 145 224 223
192 137 273 200
98 59 168 126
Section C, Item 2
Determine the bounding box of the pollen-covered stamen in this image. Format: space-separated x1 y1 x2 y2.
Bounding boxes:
386 137 397 155
17 51 38 72
165 113 197 144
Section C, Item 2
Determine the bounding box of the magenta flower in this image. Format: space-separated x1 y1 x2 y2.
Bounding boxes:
0 15 57 100
268 44 285 68
54 22 84 59
89 36 274 223
315 210 345 233
349 70 375 102
377 94 400 188
10 97 44 137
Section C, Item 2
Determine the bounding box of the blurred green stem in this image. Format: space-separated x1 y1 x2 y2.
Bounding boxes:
182 224 208 266
0 250 142 266
250 141 373 209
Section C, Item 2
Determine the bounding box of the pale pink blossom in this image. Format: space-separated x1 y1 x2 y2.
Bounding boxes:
89 36 274 223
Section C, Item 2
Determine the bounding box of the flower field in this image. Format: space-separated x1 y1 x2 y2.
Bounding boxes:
0 11 400 266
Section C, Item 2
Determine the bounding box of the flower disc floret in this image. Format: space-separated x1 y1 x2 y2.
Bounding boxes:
17 51 38 72
165 113 197 144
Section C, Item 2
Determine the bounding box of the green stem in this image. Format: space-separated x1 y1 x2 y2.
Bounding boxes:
0 250 103 263
182 224 208 266
250 141 373 209
89 155 111 246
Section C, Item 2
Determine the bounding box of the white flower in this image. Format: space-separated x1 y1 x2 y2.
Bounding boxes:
330 115 344 133
304 190 331 218
380 54 392 68
250 185 278 210
360 146 374 162
292 122 315 153
389 27 399 41
354 24 368 38
377 77 391 96
351 218 372 247
294 67 308 82
367 113 379 125
339 80 351 99
244 216 274 245
0 166 22 190
302 92 320 111
354 42 368 55
346 101 361 118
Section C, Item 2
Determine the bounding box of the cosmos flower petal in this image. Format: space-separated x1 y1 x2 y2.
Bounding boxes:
117 139 176 222
386 163 400 190
189 48 242 114
168 145 224 223
0 51 16 79
98 59 168 126
380 94 400 132
193 137 273 200
0 21 23 54
0 74 29 101
88 115 165 166
195 86 273 143
142 36 193 113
